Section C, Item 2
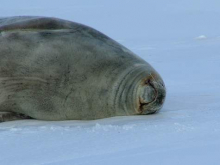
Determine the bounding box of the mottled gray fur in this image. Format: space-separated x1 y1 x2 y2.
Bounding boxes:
0 17 166 121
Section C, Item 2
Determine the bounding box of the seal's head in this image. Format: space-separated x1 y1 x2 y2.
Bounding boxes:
115 64 166 116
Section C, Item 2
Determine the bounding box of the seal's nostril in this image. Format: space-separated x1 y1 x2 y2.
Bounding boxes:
145 79 151 85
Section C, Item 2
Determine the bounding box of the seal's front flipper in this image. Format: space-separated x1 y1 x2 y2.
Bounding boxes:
0 112 32 123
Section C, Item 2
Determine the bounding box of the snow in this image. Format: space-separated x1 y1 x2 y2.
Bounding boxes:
1 0 220 164
195 35 207 40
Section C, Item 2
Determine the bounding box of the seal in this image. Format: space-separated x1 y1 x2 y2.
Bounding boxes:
0 16 166 122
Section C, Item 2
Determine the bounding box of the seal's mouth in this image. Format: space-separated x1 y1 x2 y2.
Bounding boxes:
138 75 166 115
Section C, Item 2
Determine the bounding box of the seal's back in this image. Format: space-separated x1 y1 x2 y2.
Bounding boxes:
0 16 83 31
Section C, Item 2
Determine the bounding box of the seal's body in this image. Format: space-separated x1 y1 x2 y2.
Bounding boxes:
0 16 166 121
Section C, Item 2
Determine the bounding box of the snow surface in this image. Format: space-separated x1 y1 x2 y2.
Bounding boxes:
1 0 220 164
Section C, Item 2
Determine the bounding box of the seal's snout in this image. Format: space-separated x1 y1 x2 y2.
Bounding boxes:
138 77 166 115
139 83 156 105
